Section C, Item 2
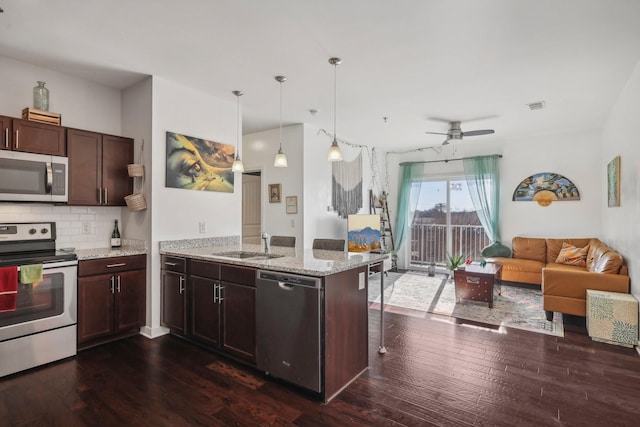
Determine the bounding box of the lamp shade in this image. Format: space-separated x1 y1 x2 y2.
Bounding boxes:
232 155 245 172
274 148 288 167
328 140 343 161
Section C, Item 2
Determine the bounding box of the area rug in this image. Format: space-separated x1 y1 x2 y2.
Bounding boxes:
369 271 564 337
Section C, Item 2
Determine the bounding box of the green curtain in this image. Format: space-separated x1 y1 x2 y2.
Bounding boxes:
394 163 424 252
463 156 500 242
462 155 501 243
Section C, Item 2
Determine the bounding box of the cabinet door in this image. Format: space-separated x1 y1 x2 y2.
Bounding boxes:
161 270 186 335
67 128 101 205
12 118 65 156
102 134 133 206
221 282 256 363
190 276 220 346
78 275 114 343
0 115 10 150
114 269 146 333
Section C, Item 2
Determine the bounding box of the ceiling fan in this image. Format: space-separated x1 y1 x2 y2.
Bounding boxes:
425 121 495 145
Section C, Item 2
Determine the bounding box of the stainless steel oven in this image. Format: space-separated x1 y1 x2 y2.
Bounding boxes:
0 222 77 377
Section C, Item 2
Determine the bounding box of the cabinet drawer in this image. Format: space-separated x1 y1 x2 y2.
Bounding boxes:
80 254 146 276
161 255 187 273
190 259 220 279
221 264 256 287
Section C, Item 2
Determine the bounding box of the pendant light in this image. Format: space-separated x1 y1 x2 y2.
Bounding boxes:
231 90 245 173
328 57 343 162
273 75 288 168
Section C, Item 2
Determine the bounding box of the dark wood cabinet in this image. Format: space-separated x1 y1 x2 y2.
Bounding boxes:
0 115 11 150
78 254 146 349
67 129 133 206
190 276 221 345
161 256 187 335
169 259 257 364
0 115 65 155
220 281 256 363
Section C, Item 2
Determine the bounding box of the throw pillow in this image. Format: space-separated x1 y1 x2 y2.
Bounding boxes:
481 242 512 258
555 243 589 267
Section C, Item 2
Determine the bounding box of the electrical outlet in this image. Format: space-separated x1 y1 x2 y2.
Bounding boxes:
290 219 295 228
82 222 90 234
198 222 207 234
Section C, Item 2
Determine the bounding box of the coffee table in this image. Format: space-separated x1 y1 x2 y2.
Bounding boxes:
453 263 502 308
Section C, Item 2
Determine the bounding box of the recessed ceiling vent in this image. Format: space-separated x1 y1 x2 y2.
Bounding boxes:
527 101 546 111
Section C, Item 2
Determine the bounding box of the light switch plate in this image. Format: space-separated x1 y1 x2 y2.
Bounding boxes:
358 272 365 290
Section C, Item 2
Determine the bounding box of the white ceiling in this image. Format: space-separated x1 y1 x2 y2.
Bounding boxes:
1 0 640 151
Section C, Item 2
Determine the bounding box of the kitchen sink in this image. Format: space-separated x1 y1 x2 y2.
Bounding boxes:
213 251 284 260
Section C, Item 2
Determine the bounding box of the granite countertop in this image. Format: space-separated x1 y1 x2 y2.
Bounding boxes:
75 239 147 261
160 243 388 277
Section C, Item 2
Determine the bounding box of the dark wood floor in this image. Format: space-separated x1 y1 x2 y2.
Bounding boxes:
1 309 639 426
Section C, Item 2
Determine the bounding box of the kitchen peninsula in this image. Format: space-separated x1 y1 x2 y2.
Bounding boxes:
159 239 387 402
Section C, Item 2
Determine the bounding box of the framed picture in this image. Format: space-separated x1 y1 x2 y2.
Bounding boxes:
268 184 281 203
607 156 620 207
286 196 297 214
165 131 235 193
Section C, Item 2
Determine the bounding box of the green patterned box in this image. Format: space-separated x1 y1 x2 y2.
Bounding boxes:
587 290 638 347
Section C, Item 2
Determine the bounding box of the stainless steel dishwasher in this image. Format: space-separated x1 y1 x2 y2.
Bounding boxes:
256 270 322 393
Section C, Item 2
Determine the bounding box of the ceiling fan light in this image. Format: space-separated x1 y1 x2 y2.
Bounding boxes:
328 139 343 161
274 147 288 167
231 154 244 172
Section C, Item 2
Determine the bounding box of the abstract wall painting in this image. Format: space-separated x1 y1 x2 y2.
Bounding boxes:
166 131 235 193
512 172 580 207
607 156 620 207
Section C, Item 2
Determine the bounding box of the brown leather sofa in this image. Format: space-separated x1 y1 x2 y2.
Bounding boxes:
488 237 629 320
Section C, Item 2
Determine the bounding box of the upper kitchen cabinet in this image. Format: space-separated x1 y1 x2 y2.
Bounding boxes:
67 129 133 206
0 115 65 155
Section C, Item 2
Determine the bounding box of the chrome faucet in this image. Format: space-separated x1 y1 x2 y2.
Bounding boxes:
261 232 271 253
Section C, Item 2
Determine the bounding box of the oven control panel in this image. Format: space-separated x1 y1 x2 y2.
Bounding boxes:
0 222 54 242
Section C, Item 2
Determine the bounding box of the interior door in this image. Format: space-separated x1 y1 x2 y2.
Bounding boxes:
242 172 262 244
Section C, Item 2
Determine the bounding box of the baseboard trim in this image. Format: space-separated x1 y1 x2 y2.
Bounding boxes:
139 326 170 339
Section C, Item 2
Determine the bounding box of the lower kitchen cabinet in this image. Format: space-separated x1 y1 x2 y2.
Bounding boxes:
78 254 146 349
161 256 187 335
189 260 256 364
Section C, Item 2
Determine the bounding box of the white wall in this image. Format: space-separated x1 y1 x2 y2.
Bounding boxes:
0 55 121 135
244 124 304 248
0 55 126 249
302 125 375 248
146 76 241 336
122 77 153 330
386 129 602 268
602 60 640 304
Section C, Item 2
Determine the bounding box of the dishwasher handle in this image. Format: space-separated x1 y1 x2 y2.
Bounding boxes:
278 282 295 291
257 270 320 289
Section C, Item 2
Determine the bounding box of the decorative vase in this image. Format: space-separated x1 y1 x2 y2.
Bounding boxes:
33 81 49 111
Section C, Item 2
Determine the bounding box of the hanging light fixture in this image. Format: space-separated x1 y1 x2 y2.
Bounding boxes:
273 75 288 168
231 90 245 173
328 57 343 162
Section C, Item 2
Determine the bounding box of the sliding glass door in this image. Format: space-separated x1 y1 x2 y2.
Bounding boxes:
410 178 489 269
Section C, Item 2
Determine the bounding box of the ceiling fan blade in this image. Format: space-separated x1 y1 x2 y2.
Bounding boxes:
425 131 449 136
462 129 495 137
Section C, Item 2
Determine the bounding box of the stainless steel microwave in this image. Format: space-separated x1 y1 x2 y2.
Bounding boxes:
0 151 68 203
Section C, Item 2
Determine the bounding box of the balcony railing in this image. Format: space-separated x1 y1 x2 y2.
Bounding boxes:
410 224 490 267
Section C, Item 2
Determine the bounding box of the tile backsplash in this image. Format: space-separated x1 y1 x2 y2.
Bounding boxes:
0 204 123 250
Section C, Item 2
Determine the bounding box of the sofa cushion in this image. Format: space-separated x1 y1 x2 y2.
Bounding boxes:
496 257 545 274
511 237 546 263
587 238 623 274
555 243 589 267
546 238 591 264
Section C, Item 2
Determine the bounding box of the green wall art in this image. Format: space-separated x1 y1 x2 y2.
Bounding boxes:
607 156 620 207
